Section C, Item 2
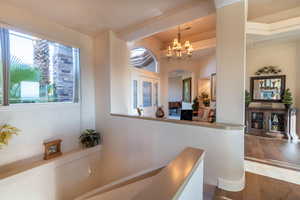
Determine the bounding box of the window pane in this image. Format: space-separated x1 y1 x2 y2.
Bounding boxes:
133 80 138 109
9 30 79 104
130 48 157 73
143 81 152 107
154 82 158 106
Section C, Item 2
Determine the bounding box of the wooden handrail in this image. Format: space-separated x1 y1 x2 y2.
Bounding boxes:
132 147 205 200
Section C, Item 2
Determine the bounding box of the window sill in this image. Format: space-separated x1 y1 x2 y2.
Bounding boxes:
110 113 245 131
0 102 80 112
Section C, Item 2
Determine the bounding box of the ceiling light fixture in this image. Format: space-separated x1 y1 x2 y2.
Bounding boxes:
166 26 193 59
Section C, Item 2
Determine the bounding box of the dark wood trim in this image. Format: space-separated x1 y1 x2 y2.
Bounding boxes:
250 75 286 103
182 77 192 103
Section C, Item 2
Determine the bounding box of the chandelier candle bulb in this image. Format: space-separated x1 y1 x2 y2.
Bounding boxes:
166 25 193 59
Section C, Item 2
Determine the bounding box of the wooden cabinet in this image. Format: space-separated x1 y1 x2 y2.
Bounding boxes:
246 107 288 138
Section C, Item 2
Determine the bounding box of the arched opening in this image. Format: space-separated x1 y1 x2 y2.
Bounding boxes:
129 47 160 116
129 47 158 73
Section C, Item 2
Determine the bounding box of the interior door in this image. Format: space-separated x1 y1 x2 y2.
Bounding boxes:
131 73 160 116
141 77 155 116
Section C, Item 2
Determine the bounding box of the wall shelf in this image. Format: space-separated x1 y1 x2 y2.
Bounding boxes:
0 145 101 181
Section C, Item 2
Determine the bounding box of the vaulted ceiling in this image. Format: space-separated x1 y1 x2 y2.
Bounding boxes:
2 0 299 38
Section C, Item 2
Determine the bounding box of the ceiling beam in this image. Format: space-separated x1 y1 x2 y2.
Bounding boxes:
117 0 215 41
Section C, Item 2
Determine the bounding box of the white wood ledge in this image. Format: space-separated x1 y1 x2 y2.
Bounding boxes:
111 113 244 131
0 145 101 181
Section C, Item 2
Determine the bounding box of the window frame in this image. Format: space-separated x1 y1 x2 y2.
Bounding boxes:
0 26 81 107
129 47 159 74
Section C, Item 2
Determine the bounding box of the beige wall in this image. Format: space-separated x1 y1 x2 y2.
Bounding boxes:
0 3 95 166
246 41 297 96
198 53 216 79
247 40 300 135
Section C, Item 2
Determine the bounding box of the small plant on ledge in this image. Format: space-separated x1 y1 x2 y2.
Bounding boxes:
79 129 102 148
282 88 293 109
0 124 21 148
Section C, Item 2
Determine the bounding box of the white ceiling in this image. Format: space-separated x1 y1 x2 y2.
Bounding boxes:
1 0 198 35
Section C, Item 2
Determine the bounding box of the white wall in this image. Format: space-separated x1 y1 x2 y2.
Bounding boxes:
216 1 247 125
168 77 183 102
94 31 245 191
0 147 103 200
110 31 131 114
297 42 300 137
0 3 95 166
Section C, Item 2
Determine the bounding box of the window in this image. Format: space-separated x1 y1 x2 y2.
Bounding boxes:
130 48 158 73
154 82 158 106
133 80 138 109
0 27 79 105
143 81 152 107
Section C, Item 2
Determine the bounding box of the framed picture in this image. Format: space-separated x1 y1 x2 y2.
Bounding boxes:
211 73 216 102
43 139 62 160
182 78 192 102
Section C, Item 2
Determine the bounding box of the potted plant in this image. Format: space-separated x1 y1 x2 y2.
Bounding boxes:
192 97 200 111
0 124 21 148
79 129 101 148
245 90 251 107
282 88 293 109
201 92 210 107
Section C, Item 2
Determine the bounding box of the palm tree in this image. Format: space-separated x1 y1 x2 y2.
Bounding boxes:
9 56 40 103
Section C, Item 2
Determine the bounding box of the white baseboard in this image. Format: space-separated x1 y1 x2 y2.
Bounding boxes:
245 160 300 185
217 173 245 192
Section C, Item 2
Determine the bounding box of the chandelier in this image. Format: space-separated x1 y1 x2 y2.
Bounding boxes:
166 26 193 59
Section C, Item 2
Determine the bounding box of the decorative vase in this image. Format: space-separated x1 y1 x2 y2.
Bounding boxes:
155 107 165 118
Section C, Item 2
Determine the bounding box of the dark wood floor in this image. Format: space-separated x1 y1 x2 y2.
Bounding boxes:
214 172 300 200
245 134 300 170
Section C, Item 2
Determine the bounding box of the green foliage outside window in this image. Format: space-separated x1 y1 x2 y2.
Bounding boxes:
9 56 40 103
